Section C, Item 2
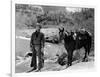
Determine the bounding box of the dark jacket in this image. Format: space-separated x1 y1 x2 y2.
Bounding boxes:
30 31 45 50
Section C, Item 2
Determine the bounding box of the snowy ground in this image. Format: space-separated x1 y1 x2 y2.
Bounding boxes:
15 55 94 73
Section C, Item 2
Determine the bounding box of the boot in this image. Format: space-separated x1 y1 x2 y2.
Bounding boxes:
27 67 37 73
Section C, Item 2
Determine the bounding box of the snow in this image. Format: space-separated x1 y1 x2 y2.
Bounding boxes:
62 61 94 72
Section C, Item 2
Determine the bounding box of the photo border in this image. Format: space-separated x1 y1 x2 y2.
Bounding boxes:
11 0 96 77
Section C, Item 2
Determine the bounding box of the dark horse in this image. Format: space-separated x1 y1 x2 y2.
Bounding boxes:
59 28 92 66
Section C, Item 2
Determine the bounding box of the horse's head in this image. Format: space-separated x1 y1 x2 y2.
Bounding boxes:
58 27 70 42
59 28 78 42
58 27 65 42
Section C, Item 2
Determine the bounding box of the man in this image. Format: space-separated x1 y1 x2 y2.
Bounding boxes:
28 23 45 72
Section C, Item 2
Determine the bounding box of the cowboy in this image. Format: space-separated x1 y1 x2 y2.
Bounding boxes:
28 23 45 72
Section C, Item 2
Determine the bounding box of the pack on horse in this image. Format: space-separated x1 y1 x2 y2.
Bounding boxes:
59 28 92 66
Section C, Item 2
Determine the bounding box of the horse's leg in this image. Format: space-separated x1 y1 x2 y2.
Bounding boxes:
67 50 73 66
82 47 89 62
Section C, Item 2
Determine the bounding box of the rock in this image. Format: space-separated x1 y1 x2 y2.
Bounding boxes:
56 52 68 66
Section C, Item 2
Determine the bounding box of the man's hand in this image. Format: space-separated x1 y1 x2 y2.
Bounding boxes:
30 44 34 51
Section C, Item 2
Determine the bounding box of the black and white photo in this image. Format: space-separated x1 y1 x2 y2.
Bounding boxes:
13 3 94 74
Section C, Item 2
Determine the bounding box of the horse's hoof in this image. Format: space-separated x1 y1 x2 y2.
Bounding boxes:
85 59 88 62
82 59 85 62
82 59 88 62
67 64 72 67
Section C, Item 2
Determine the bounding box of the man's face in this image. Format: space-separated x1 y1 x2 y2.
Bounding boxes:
36 26 40 32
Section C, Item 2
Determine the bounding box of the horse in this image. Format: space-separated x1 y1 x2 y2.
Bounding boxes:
58 28 92 66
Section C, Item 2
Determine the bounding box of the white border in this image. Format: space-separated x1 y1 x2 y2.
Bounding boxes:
11 0 96 77
12 0 95 8
11 0 15 76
